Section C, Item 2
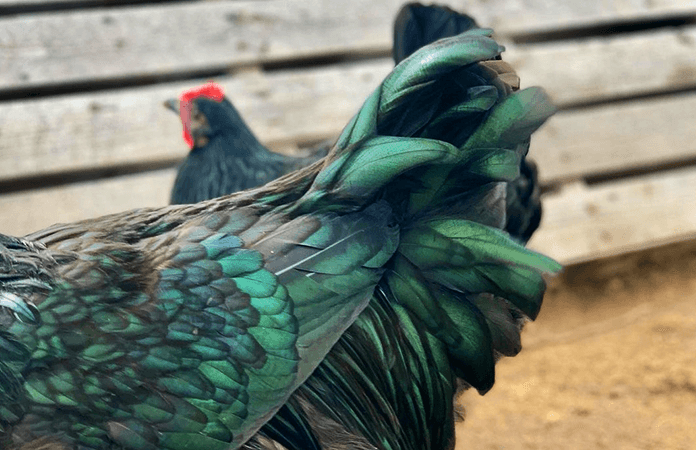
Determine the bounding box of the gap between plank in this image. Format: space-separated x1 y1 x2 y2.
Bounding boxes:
511 13 696 44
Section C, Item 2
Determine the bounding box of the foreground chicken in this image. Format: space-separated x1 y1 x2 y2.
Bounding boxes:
0 30 558 450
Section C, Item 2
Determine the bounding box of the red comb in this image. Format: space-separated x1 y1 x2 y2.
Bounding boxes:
179 82 225 148
180 82 225 104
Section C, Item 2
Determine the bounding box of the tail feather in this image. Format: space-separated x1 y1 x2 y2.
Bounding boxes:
392 214 558 391
298 30 507 212
392 3 544 244
254 400 321 450
285 28 559 401
506 157 542 243
316 29 557 395
467 293 525 357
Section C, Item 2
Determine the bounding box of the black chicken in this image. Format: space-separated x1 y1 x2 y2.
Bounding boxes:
0 29 558 450
165 83 329 205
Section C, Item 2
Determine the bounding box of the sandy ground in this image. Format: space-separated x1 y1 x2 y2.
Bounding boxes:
455 240 696 450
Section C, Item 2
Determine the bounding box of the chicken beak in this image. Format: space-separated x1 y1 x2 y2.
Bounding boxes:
163 98 180 113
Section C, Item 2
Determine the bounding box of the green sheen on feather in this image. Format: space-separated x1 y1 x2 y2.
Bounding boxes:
462 87 556 152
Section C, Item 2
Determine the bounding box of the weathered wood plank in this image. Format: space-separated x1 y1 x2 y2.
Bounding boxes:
2 0 694 34
0 60 392 181
0 86 184 179
532 92 696 184
0 169 176 236
464 0 696 35
2 57 695 186
527 167 696 264
2 165 694 265
0 0 396 90
3 0 696 92
506 26 696 105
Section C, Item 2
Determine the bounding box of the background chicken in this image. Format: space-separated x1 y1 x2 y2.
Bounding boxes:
165 83 329 205
0 31 558 450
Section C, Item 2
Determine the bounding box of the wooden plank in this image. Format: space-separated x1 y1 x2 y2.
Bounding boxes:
463 0 696 35
527 167 696 264
532 92 696 184
3 57 696 186
0 169 176 236
3 0 696 91
0 0 397 90
2 0 694 34
2 165 695 265
0 59 392 181
0 86 185 179
506 26 696 105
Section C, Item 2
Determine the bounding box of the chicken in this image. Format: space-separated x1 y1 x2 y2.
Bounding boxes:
165 83 329 205
0 30 559 450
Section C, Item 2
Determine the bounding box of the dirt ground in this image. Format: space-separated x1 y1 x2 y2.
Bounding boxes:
455 240 696 450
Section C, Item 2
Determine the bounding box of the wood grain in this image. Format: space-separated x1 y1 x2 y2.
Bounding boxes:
2 0 695 33
2 0 696 91
527 167 696 264
532 92 696 184
461 0 696 35
506 26 696 105
0 60 391 181
0 0 396 89
2 59 695 186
